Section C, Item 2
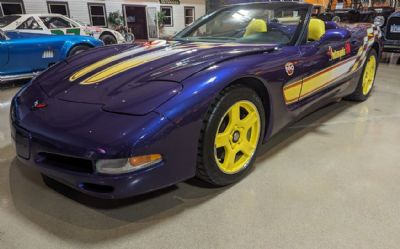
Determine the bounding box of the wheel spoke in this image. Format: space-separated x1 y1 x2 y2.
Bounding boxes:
229 104 241 125
215 132 230 148
240 140 256 157
224 148 237 167
240 112 258 129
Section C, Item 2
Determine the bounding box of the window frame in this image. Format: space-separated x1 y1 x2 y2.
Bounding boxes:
184 6 195 26
87 3 107 27
39 16 76 29
47 1 70 17
16 16 43 30
0 0 25 16
160 6 173 27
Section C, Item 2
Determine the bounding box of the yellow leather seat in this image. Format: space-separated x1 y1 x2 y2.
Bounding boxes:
244 19 267 37
308 18 325 41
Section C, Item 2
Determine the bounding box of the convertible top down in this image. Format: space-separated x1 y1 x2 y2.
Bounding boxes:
11 2 381 199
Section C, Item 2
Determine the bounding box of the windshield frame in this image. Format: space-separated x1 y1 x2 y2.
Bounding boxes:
174 2 312 46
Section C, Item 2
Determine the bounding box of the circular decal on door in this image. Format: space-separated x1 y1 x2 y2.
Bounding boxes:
285 62 295 76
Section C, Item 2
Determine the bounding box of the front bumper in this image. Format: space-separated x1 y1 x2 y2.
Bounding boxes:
383 39 400 53
10 96 200 199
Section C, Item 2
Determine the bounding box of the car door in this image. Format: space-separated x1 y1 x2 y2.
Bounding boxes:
297 19 353 103
39 16 81 36
5 34 62 75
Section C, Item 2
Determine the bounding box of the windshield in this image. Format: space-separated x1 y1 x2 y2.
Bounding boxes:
175 4 309 45
0 15 21 28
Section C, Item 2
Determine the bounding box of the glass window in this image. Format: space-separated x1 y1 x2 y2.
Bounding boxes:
176 4 308 45
1 2 24 15
40 16 73 29
0 15 21 28
88 4 106 27
16 17 42 30
48 2 69 17
184 7 195 26
161 6 173 26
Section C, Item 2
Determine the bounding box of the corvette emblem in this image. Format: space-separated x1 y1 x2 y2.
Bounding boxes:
285 62 295 76
32 100 47 109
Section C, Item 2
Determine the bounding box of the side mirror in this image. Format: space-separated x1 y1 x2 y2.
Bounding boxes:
320 28 351 43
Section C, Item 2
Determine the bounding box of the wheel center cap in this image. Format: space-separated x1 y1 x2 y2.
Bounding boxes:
232 131 240 143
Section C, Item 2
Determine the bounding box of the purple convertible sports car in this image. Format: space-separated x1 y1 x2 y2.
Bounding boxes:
11 2 381 199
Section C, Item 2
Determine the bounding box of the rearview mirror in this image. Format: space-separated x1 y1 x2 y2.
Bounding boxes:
320 29 351 43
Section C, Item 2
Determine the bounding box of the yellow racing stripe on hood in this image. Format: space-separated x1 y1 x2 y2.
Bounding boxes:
80 48 183 85
69 47 148 82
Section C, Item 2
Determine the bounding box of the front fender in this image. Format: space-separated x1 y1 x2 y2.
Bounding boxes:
156 55 274 127
60 38 103 58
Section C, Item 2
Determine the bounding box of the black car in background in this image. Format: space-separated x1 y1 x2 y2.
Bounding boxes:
377 11 400 52
317 0 400 53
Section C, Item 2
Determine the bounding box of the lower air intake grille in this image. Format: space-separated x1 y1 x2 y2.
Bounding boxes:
36 152 94 173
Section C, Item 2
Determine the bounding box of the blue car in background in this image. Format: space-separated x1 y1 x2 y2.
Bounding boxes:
0 29 103 83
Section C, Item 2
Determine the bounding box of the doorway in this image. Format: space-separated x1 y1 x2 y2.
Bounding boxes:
123 5 148 40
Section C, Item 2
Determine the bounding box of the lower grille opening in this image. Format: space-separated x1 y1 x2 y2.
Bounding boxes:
37 152 94 173
80 183 114 193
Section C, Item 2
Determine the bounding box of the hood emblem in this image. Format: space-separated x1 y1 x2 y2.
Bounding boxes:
32 100 47 110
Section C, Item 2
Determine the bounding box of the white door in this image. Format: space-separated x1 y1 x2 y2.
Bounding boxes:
146 7 159 40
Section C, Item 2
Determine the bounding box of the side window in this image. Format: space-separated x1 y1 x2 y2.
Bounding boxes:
40 16 72 29
161 6 173 27
16 17 42 30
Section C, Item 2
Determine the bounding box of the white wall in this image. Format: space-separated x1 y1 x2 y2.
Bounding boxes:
22 0 206 38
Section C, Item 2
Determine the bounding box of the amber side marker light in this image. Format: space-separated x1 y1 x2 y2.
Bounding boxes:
96 154 163 174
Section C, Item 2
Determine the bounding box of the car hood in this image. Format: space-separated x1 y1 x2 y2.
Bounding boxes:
37 41 276 115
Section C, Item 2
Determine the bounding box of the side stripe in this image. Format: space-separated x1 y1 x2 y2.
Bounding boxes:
284 26 379 105
284 56 357 104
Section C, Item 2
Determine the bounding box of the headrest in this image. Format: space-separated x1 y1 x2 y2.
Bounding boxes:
308 18 325 41
244 19 267 37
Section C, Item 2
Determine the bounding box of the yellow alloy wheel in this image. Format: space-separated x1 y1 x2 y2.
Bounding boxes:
214 100 261 174
362 55 376 96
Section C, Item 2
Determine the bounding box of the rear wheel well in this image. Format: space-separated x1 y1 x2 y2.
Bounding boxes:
100 31 116 39
228 77 271 138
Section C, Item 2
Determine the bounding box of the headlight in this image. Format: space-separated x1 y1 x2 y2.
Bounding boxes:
374 16 385 27
96 154 162 174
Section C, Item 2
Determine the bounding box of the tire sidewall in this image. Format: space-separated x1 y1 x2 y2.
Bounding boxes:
201 86 266 185
68 45 90 57
357 49 378 100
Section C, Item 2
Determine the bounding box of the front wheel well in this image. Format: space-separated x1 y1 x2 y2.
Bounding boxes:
228 77 271 138
67 43 93 56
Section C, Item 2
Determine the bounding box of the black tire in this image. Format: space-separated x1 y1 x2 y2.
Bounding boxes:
346 49 378 102
68 45 91 57
100 34 117 45
197 85 266 186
